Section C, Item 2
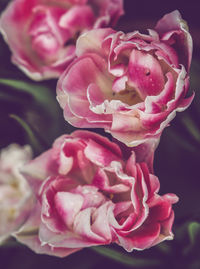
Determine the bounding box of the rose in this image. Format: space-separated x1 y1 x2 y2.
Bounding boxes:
57 10 194 146
0 144 33 243
0 0 124 80
14 131 178 257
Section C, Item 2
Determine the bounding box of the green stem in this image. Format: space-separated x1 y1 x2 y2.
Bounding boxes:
91 246 161 267
9 114 46 153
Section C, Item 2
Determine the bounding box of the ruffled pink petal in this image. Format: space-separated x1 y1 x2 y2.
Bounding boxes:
93 0 124 28
72 185 106 209
144 72 175 114
14 202 81 257
76 28 115 57
20 149 56 193
72 130 122 158
117 222 161 251
59 5 95 32
155 10 193 70
73 207 107 243
54 192 83 227
91 202 114 241
84 139 121 167
92 168 130 193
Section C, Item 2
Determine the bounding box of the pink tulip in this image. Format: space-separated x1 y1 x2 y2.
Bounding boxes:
57 10 194 146
0 0 124 80
15 131 178 256
0 144 33 243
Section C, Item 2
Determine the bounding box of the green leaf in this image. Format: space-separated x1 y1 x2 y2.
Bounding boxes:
181 221 200 256
91 246 161 267
0 78 52 104
0 91 26 104
188 222 200 245
181 114 200 145
156 241 171 254
0 78 63 144
9 114 45 154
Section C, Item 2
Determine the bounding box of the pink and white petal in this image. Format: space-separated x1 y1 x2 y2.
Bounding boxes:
72 130 122 157
17 215 80 257
117 222 161 251
128 49 165 99
76 28 115 57
144 72 175 114
177 93 194 111
93 0 124 28
59 6 95 32
38 220 94 249
112 76 128 93
92 168 130 193
114 201 132 217
73 207 107 243
20 149 55 193
54 192 84 228
125 152 137 178
14 201 41 243
84 139 121 167
128 164 149 229
133 138 160 173
154 42 179 67
73 186 106 209
155 10 193 70
18 233 80 257
110 110 148 146
91 202 114 241
58 54 109 119
112 163 149 233
87 83 105 106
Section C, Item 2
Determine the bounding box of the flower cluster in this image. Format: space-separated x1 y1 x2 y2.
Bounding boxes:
0 0 194 259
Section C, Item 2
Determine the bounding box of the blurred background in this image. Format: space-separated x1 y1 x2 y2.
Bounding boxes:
0 0 200 268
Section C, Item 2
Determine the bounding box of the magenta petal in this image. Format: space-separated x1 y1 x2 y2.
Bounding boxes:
128 49 165 99
117 223 161 251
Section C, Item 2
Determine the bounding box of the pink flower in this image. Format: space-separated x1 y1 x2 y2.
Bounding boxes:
15 131 178 257
57 10 194 146
0 0 124 80
0 144 33 243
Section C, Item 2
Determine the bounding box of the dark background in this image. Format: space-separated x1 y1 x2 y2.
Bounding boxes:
0 0 200 268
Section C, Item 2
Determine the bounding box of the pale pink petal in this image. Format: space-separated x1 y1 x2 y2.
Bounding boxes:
76 28 115 57
54 192 83 227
